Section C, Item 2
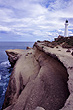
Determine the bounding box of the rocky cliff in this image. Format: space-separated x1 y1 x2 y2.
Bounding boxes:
2 42 73 110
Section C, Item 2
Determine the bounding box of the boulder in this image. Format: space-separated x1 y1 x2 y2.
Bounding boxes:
26 46 31 49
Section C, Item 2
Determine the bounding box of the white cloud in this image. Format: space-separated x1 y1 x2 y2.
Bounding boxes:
0 25 11 32
0 0 73 41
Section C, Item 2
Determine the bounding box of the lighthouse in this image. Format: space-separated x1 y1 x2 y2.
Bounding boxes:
64 20 68 37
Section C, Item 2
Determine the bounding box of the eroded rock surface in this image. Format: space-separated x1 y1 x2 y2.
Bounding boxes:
2 44 70 110
5 49 25 67
35 42 73 110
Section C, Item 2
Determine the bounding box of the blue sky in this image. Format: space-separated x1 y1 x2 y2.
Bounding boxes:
0 0 73 42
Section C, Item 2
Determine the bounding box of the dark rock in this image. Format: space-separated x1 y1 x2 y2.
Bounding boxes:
66 49 71 52
58 50 61 51
56 46 58 48
26 47 31 49
71 51 73 56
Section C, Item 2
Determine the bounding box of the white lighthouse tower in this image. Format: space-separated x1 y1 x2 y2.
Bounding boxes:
64 20 68 37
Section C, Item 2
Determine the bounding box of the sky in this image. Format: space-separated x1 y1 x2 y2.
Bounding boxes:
0 0 73 42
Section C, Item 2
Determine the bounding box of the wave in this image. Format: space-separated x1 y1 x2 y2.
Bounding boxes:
2 74 10 79
0 82 7 95
0 61 11 67
0 75 1 80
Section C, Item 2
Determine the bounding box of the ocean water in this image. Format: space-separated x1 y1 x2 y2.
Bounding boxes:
0 42 34 110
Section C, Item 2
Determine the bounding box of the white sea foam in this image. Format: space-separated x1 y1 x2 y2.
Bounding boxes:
2 85 7 95
0 75 1 80
3 74 10 79
0 61 11 67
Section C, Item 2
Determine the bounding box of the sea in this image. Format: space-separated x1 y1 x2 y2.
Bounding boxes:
0 42 34 110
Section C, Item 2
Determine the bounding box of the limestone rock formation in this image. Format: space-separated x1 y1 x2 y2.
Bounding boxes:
2 42 72 110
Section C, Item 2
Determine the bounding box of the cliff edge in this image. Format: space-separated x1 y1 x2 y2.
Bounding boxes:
2 41 73 110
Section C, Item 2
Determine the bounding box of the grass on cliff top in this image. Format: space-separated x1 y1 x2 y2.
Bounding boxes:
54 36 73 48
37 36 73 48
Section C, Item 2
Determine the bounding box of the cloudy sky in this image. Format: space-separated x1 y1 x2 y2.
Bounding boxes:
0 0 73 42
